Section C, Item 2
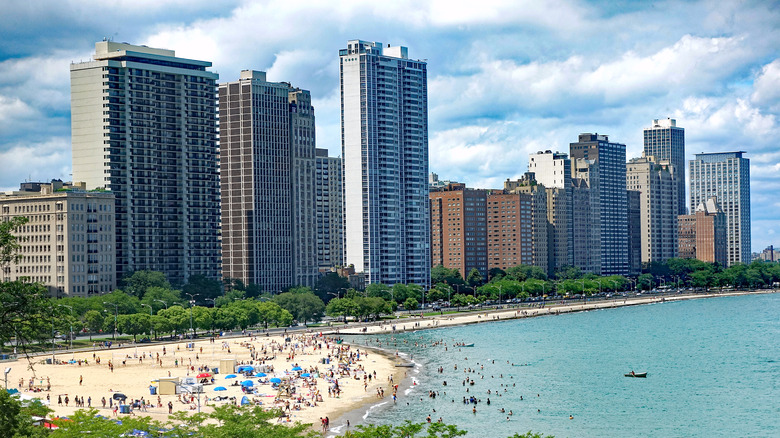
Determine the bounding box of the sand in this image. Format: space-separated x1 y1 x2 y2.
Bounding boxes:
5 290 773 432
6 331 399 431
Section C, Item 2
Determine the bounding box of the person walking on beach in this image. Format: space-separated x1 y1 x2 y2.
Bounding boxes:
79 375 83 385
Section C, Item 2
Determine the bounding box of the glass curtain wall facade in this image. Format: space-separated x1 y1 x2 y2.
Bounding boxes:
644 118 686 215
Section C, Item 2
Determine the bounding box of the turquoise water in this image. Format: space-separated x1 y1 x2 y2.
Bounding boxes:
348 294 779 437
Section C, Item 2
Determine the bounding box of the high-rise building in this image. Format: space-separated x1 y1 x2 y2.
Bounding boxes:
570 177 599 274
626 155 679 264
430 183 488 279
504 175 548 274
678 197 727 266
529 151 573 273
644 118 686 215
315 148 343 271
429 173 457 190
219 70 317 291
0 180 116 297
487 191 533 271
627 190 642 274
340 40 430 287
71 41 221 285
570 134 629 275
689 152 751 265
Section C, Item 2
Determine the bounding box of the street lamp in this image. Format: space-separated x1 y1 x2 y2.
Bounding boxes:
185 293 199 339
153 299 168 310
3 367 10 390
204 298 216 307
103 302 118 340
578 279 586 303
58 304 74 350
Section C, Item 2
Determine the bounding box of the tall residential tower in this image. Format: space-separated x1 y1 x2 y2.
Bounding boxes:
340 40 430 287
70 41 220 285
689 152 750 265
570 133 629 275
644 118 686 215
219 70 317 291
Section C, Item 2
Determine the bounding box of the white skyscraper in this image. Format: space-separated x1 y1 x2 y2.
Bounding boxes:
71 41 221 285
689 152 751 266
339 40 430 287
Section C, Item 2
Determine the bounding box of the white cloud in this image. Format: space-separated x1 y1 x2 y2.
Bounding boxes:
0 138 72 191
751 59 780 112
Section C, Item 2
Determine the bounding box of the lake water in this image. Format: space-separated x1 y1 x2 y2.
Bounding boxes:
344 293 779 437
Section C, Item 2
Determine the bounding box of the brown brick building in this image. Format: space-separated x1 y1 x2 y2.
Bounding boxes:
430 183 488 279
487 191 533 271
678 197 727 266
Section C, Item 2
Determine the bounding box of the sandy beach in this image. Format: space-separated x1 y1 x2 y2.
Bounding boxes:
6 331 400 432
5 290 774 433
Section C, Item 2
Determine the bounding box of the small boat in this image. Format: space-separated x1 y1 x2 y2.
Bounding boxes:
461 343 475 347
394 363 415 368
624 372 647 378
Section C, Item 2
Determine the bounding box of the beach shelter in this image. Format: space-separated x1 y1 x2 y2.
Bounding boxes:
301 373 311 377
240 380 254 387
255 372 266 377
224 374 237 379
240 395 250 406
213 386 227 391
237 365 254 373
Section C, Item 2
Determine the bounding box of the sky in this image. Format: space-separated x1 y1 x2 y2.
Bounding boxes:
1 0 778 252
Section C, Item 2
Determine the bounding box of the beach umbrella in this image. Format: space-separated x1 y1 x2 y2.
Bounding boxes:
291 366 302 371
196 373 211 378
237 365 254 372
112 393 126 401
240 396 250 406
269 377 281 384
213 386 227 391
255 372 266 377
300 373 311 377
224 374 237 379
240 380 254 387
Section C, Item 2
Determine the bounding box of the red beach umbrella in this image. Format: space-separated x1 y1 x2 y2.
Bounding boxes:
196 373 211 378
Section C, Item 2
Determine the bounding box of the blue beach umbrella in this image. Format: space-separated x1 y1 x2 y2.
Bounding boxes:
255 372 266 377
240 395 250 405
224 374 237 379
301 373 311 377
240 380 254 387
269 377 282 384
213 386 227 391
291 366 302 371
237 365 254 372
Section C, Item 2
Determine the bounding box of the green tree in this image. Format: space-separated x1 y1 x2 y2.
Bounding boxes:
637 274 654 291
117 313 151 341
257 301 291 329
0 390 50 438
314 272 350 302
142 286 183 310
183 274 223 302
342 420 466 438
450 293 468 311
0 216 27 267
83 310 104 340
366 283 392 300
506 264 548 281
121 270 171 299
466 268 484 287
325 298 356 322
403 297 419 312
554 265 582 280
273 291 325 325
431 265 465 286
159 305 189 336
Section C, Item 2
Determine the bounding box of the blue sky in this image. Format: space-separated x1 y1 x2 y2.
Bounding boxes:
1 0 778 252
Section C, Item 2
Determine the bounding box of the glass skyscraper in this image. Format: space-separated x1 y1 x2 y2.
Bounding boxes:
689 152 751 266
339 40 430 287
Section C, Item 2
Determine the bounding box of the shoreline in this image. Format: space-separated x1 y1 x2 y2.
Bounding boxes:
327 289 778 337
